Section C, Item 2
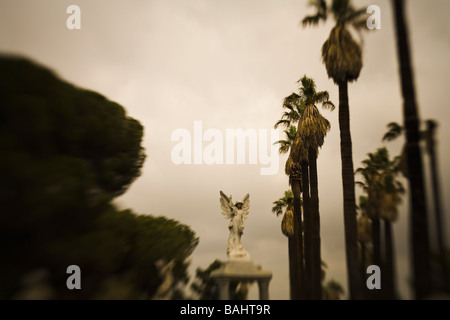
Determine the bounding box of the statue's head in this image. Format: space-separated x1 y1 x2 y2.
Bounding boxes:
235 202 243 210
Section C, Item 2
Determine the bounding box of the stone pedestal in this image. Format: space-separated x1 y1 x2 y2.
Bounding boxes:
210 260 272 300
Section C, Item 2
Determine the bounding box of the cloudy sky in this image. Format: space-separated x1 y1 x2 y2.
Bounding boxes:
1 0 449 299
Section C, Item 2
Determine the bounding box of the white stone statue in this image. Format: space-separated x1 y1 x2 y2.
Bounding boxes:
220 191 250 261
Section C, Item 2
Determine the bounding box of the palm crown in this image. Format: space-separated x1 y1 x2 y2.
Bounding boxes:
303 0 368 84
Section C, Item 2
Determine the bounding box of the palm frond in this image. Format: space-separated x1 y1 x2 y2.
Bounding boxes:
302 14 325 27
302 0 327 27
315 90 329 103
382 122 403 142
282 92 301 108
285 156 292 177
316 90 335 111
355 181 367 190
351 16 369 31
290 134 308 163
345 7 368 25
274 119 291 129
281 209 294 237
322 100 335 110
272 200 284 216
322 24 362 84
274 140 291 155
298 76 317 105
298 104 331 151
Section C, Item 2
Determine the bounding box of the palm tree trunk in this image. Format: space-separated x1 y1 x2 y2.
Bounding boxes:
309 148 322 299
338 80 364 300
371 216 382 299
288 235 295 299
291 164 305 299
392 0 432 299
360 241 366 285
371 217 382 267
426 121 449 290
301 160 312 299
384 219 396 299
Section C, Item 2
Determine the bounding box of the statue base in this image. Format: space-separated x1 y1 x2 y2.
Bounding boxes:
210 260 272 300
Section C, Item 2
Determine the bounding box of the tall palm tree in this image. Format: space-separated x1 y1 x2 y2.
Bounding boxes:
356 153 384 269
356 147 404 299
275 100 305 300
297 77 333 299
302 0 368 299
392 0 431 299
289 76 333 299
384 119 448 292
276 76 333 299
356 156 383 299
272 190 298 300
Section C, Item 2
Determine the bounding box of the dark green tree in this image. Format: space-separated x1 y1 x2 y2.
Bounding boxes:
0 56 198 299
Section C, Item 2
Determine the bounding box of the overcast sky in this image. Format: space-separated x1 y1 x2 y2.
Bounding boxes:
1 0 449 299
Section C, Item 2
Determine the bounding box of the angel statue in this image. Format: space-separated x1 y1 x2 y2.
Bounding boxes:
220 191 250 261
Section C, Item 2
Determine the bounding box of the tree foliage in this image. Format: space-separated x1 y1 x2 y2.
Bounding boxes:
0 55 198 299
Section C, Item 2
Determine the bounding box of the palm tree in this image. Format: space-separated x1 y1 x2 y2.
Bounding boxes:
356 154 384 268
297 76 333 299
288 75 333 299
272 190 299 300
356 156 383 299
276 76 333 299
392 0 432 299
275 103 305 300
384 120 449 291
302 0 368 299
356 147 404 299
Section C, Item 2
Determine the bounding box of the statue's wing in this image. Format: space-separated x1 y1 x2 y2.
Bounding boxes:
220 190 233 219
241 193 250 219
